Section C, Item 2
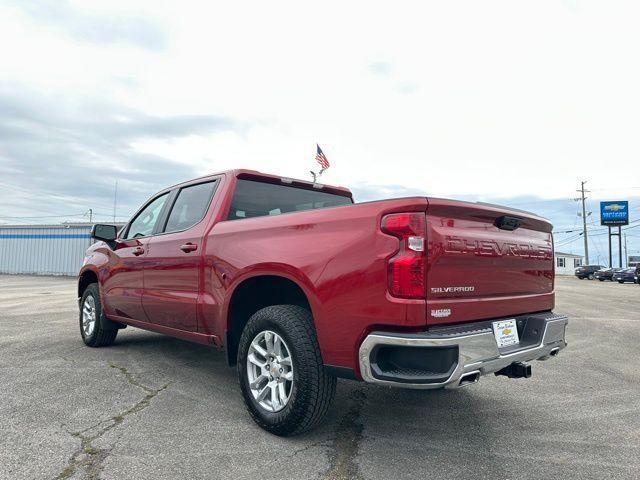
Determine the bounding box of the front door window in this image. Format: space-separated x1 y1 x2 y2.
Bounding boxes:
124 193 169 239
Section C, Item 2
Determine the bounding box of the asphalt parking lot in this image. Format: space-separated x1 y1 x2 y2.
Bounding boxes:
1 275 639 480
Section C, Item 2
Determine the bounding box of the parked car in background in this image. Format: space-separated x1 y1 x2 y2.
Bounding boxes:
594 268 621 281
612 268 638 284
575 265 603 280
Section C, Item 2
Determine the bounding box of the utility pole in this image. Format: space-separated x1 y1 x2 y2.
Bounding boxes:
113 180 118 223
577 181 590 265
624 234 628 267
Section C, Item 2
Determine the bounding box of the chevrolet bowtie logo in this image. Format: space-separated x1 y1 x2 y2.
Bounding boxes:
604 203 625 212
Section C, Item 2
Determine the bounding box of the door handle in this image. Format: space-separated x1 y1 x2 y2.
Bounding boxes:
132 246 145 256
180 243 198 253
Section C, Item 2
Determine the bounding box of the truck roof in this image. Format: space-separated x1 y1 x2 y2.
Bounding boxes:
166 169 353 198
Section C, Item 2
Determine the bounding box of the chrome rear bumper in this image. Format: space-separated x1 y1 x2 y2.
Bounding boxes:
358 312 568 389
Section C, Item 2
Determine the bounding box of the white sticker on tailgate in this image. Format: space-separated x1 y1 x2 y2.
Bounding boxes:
492 319 520 348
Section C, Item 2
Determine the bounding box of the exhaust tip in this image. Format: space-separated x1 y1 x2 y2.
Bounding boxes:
458 371 480 387
550 347 560 357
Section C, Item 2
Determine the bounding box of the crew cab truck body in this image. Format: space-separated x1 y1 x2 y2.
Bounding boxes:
79 169 568 435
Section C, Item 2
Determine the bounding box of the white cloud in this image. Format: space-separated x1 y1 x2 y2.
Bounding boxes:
116 0 640 199
1 0 639 257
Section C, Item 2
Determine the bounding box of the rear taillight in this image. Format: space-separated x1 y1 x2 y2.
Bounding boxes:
381 213 426 298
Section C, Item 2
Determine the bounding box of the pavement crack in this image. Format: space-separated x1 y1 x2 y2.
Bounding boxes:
54 363 170 480
323 388 366 480
108 362 158 395
291 440 330 457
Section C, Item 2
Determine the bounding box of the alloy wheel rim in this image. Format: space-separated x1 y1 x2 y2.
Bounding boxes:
246 330 294 412
82 295 96 337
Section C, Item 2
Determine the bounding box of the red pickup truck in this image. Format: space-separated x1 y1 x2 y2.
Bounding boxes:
79 169 568 435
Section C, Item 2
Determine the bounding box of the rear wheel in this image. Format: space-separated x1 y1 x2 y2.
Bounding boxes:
79 284 118 347
618 280 625 284
237 305 336 436
588 274 595 280
598 278 605 281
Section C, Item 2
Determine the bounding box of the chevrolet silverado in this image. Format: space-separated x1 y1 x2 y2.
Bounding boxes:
78 169 568 435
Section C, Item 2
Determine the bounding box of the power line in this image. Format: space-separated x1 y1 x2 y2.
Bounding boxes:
553 223 604 234
592 233 606 266
0 212 130 223
588 223 640 237
0 213 86 219
555 232 585 247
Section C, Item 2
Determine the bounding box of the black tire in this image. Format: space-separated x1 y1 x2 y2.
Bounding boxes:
588 274 595 280
598 278 605 281
237 305 336 436
79 283 118 347
618 280 624 284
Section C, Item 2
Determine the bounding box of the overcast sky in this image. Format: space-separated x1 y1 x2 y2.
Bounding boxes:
1 0 639 261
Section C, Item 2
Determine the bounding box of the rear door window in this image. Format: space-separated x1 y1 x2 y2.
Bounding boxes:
163 181 218 233
227 179 352 220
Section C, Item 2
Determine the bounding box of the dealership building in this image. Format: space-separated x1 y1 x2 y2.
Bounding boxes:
554 251 583 275
0 223 124 276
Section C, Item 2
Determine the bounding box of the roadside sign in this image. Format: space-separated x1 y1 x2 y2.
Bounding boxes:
600 201 629 226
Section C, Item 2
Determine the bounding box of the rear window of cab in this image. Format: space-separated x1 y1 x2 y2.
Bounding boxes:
227 179 353 220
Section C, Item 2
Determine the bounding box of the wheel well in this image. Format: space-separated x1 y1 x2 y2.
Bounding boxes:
226 275 311 366
78 270 98 298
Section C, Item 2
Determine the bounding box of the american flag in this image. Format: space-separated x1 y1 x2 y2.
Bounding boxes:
315 144 330 171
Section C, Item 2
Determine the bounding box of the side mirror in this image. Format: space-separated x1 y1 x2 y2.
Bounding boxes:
91 224 118 243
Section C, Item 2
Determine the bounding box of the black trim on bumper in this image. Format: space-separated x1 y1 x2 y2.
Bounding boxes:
324 365 357 380
369 344 458 384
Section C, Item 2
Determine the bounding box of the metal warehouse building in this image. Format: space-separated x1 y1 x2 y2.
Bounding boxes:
0 223 122 276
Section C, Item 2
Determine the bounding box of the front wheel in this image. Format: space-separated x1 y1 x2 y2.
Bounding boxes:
79 283 118 347
237 305 336 436
618 280 625 284
588 274 595 280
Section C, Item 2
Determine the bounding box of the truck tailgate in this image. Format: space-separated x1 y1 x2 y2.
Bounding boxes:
425 199 554 326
